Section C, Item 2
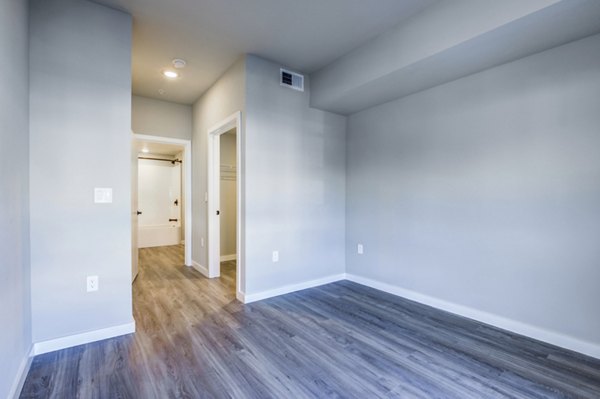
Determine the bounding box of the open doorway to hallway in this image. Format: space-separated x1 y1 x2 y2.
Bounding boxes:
131 134 192 283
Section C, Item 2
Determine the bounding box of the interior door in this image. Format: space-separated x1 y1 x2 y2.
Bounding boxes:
131 137 139 282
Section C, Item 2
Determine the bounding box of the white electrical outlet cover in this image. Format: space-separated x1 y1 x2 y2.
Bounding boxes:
87 275 99 292
272 250 279 262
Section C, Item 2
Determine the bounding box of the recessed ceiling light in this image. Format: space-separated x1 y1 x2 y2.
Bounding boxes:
141 148 149 153
163 70 178 79
172 58 186 69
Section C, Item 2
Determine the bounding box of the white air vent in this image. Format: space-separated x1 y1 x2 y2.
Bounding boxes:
280 68 304 92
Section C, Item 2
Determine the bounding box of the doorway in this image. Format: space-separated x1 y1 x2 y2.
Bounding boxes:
131 134 192 282
219 130 237 263
208 111 243 300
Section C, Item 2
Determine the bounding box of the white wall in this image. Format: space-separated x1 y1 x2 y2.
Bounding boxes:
29 0 133 344
220 132 237 257
132 95 193 140
138 159 181 226
192 58 245 278
0 0 31 396
346 34 600 354
244 55 346 295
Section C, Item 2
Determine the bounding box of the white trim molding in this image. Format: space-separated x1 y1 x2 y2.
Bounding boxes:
207 111 244 293
8 346 33 399
220 254 237 262
345 273 600 360
32 321 136 356
236 291 247 303
192 260 209 278
241 274 346 304
19 273 600 365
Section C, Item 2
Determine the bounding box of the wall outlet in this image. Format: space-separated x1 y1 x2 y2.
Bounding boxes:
201 237 205 247
272 250 279 262
87 275 99 292
357 244 364 255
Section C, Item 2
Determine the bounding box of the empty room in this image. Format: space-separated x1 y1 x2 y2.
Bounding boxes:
2 0 600 398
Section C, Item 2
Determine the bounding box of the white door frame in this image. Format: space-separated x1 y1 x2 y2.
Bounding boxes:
131 133 139 282
208 111 243 299
133 133 192 267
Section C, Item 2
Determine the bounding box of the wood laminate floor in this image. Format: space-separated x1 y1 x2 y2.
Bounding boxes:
20 245 600 398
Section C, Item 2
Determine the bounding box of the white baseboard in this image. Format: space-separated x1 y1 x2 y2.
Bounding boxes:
8 345 33 399
191 260 209 277
345 273 600 360
242 273 346 304
33 321 136 356
236 291 246 303
220 254 237 262
20 271 598 373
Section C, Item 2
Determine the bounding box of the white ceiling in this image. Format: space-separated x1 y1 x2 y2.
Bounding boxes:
93 0 437 104
135 140 183 156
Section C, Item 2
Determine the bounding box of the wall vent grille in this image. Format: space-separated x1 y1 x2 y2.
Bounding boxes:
280 68 304 92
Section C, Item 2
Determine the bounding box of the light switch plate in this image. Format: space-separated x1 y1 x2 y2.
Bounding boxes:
94 188 113 203
357 244 364 255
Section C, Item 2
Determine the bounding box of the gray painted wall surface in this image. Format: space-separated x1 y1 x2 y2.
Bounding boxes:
310 0 600 115
192 58 245 277
346 34 600 345
132 95 192 140
244 55 346 294
220 132 237 256
29 0 133 342
0 0 31 396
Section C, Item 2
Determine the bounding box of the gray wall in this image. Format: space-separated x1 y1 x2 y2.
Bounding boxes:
244 55 346 294
132 95 192 140
0 0 31 396
192 58 245 274
220 132 237 257
29 0 133 343
346 34 600 346
309 0 600 114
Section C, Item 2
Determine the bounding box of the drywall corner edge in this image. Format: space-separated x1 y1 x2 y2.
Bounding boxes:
7 345 33 399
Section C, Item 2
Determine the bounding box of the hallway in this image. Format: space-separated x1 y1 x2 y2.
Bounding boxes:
20 246 600 398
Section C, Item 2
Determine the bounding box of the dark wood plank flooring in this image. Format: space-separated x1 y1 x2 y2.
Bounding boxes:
20 245 600 398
